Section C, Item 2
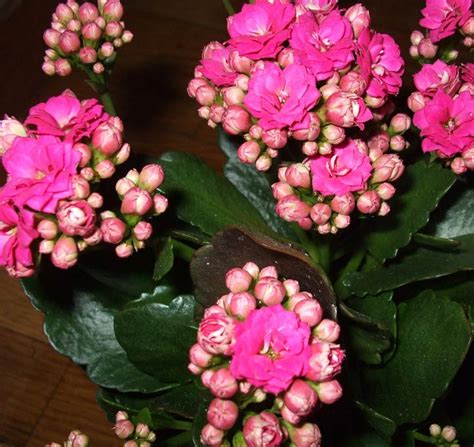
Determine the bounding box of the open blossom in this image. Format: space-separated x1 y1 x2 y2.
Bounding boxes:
245 62 320 130
357 29 404 100
295 0 338 17
25 92 108 143
198 42 237 87
413 60 461 96
230 304 312 394
290 11 354 81
310 139 373 196
413 90 474 156
198 312 236 356
227 1 295 60
420 0 472 42
1 136 81 213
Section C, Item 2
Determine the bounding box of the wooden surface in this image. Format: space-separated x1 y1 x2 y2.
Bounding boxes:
0 0 422 445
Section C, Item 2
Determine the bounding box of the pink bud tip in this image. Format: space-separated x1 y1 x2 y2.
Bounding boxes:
78 2 99 23
115 411 129 422
237 141 261 164
259 265 278 279
261 128 288 149
294 298 323 327
59 30 81 54
133 221 153 241
42 60 56 76
207 399 239 431
95 159 115 179
101 217 126 244
254 277 286 306
200 424 225 447
276 195 310 222
93 62 105 74
82 22 102 41
284 379 318 417
357 190 382 214
38 219 58 240
225 267 253 293
153 194 169 215
242 261 259 279
139 164 165 192
290 423 322 446
121 187 153 216
87 192 104 209
222 105 251 135
116 242 134 258
114 419 135 439
51 236 78 269
55 58 72 76
285 163 311 189
122 30 134 43
227 292 257 319
43 29 61 48
209 368 239 399
314 319 340 342
316 380 343 404
189 343 214 369
441 426 457 442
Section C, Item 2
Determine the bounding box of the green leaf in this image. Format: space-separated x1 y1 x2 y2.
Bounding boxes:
115 295 198 384
345 234 474 296
158 152 271 237
154 237 174 281
363 161 455 263
359 291 472 426
21 253 170 393
192 403 209 447
355 401 397 438
218 129 297 240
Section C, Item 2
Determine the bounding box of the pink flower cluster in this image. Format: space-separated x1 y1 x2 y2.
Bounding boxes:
0 92 168 277
42 0 133 77
409 0 474 174
189 263 344 447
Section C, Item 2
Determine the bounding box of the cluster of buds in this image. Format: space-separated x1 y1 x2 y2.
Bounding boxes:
272 117 408 233
42 0 133 77
189 263 344 446
409 0 474 174
114 411 157 447
46 430 89 447
427 424 460 447
0 91 168 277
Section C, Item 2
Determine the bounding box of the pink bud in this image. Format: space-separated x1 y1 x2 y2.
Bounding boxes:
187 78 209 98
55 4 75 23
121 187 153 215
345 3 371 37
293 113 321 141
70 174 90 200
235 74 249 91
38 219 58 240
316 380 343 404
368 131 390 154
198 106 210 120
43 29 61 48
290 423 322 447
201 369 215 388
71 143 91 167
262 128 288 149
334 213 351 229
281 405 302 424
135 423 150 439
441 425 457 442
139 164 165 192
78 2 99 23
67 430 89 447
372 154 404 183
101 217 126 244
390 113 411 134
294 298 323 327
285 163 311 189
339 71 367 96
123 442 138 447
42 60 56 76
189 343 214 368
357 191 381 214
242 262 259 279
95 160 115 179
114 143 131 165
103 0 124 21
66 18 81 32
200 424 225 447
407 91 426 112
229 50 253 73
92 120 123 155
207 398 238 431
116 242 134 258
462 147 474 169
196 85 217 106
209 104 225 124
99 41 115 58
116 178 135 197
255 154 272 171
132 221 152 241
278 47 295 68
122 30 134 44
284 379 318 417
390 135 407 152
237 141 261 164
271 181 294 200
451 157 467 175
222 105 251 135
51 236 78 269
314 319 340 342
57 200 96 238
308 203 331 226
418 38 438 59
82 22 102 40
114 419 134 439
153 194 169 215
79 47 97 64
59 30 81 54
228 292 257 319
322 125 345 144
249 125 262 140
330 193 355 215
254 277 286 306
283 279 300 297
39 240 55 255
105 21 123 38
410 30 424 45
83 228 102 246
115 411 128 422
55 58 72 76
307 341 344 382
209 368 238 398
378 201 390 216
376 182 396 200
190 365 205 378
81 167 95 181
243 412 284 447
276 195 310 221
222 86 245 106
260 265 278 279
225 268 253 293
320 84 340 101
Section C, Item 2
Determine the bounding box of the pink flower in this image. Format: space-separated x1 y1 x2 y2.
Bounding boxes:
325 91 373 129
345 3 371 38
198 313 236 355
25 92 108 143
305 341 345 382
310 139 373 196
290 11 354 81
230 304 312 394
413 90 474 156
243 412 285 447
357 29 404 100
0 201 38 277
0 117 28 155
245 62 320 131
198 42 238 87
289 423 322 447
414 60 461 96
1 136 81 213
227 1 295 60
57 200 97 237
461 63 474 83
420 0 472 42
295 0 337 17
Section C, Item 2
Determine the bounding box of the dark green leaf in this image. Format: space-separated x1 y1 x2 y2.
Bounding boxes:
355 401 397 438
218 129 297 240
158 152 271 237
345 234 474 296
359 291 472 426
363 161 455 263
154 237 174 281
133 408 154 427
192 404 209 447
152 383 202 419
115 295 198 383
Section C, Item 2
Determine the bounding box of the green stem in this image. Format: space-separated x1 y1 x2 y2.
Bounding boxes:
292 224 320 266
222 0 235 15
172 239 196 263
99 90 117 116
334 248 365 299
313 234 331 275
166 420 193 431
160 431 193 446
413 432 437 445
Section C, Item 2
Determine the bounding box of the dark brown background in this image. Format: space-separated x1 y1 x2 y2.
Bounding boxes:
0 0 422 445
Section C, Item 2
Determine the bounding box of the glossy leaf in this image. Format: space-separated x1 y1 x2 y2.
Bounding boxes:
355 401 397 438
345 234 474 296
360 291 472 425
115 295 198 383
154 237 174 281
192 403 209 447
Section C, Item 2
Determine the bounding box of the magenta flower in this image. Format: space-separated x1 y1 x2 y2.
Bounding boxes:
310 139 373 196
414 60 461 97
245 62 320 131
1 136 81 213
420 0 472 42
227 1 295 60
0 201 38 277
230 304 312 394
198 42 238 87
462 63 474 83
413 90 474 156
357 29 404 100
290 11 354 81
25 92 108 143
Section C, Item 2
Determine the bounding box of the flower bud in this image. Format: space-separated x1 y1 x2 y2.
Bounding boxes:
103 0 124 21
78 2 99 24
259 266 278 279
334 213 351 229
153 194 169 215
222 86 245 106
59 30 81 54
83 228 102 246
122 30 134 44
357 191 381 214
441 425 456 442
201 424 225 447
390 135 407 152
42 60 56 76
121 187 153 216
123 442 138 447
95 159 115 178
114 419 134 439
429 424 441 437
44 29 61 48
138 164 164 192
99 41 115 58
345 3 371 37
227 292 256 319
285 163 311 189
80 167 95 181
92 120 123 155
57 200 96 237
67 430 89 447
39 240 55 254
105 21 123 38
462 147 474 170
101 217 126 244
316 379 343 404
278 47 295 68
276 195 310 221
254 277 286 306
376 182 396 200
271 181 293 200
222 105 251 135
314 319 340 342
294 298 323 327
255 154 272 171
56 4 75 23
115 178 134 197
283 279 300 297
289 423 322 447
78 47 97 64
390 113 411 134
418 38 438 59
116 241 134 258
38 219 58 240
322 125 345 144
372 154 404 183
450 157 467 175
209 104 225 124
225 268 252 293
132 221 152 241
113 143 130 165
237 141 261 164
187 78 209 98
339 71 367 96
51 236 78 269
330 193 355 215
284 379 318 417
82 22 101 40
135 423 150 439
209 368 239 399
189 343 213 368
92 62 104 75
243 412 284 447
55 59 72 76
207 398 239 431
66 18 81 32
241 262 259 279
407 91 426 112
410 30 424 45
196 84 217 106
262 128 288 149
280 405 301 424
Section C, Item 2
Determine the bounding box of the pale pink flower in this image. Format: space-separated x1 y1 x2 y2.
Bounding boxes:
289 423 322 447
310 139 373 196
198 42 238 87
245 62 320 131
413 90 474 156
413 60 461 96
243 412 285 447
227 1 295 60
198 313 236 356
57 200 96 237
230 304 312 394
305 341 345 381
290 11 354 81
295 0 338 17
420 0 472 42
345 3 371 38
325 91 373 129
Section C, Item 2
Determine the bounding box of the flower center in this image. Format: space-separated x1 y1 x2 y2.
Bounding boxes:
326 154 351 177
445 118 457 133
